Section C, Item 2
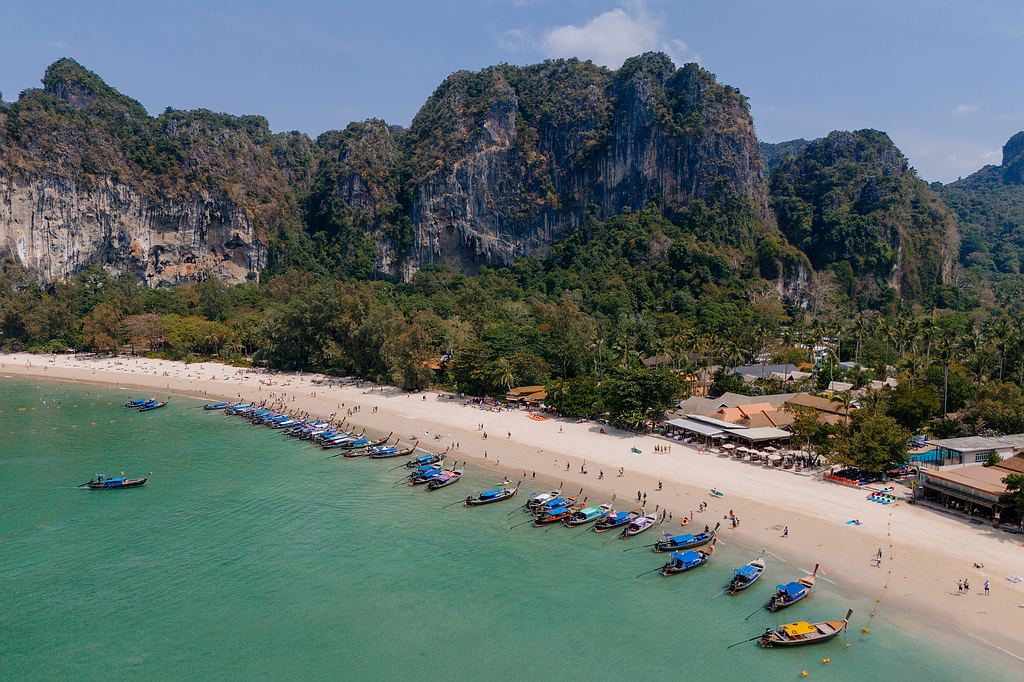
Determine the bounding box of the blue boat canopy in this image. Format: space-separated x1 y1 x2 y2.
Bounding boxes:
105 477 125 484
778 582 806 598
544 506 569 515
672 550 701 564
736 565 758 579
480 489 502 498
672 533 696 543
611 512 628 520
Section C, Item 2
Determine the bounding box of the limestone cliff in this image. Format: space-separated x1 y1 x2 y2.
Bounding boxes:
0 59 308 285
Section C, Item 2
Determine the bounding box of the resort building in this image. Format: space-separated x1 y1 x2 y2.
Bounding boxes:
731 364 812 383
917 454 1024 522
505 386 547 405
916 434 1024 466
663 412 791 447
783 393 852 425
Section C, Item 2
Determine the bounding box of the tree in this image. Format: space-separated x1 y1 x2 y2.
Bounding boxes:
546 377 602 418
885 383 940 432
965 382 1024 435
1003 474 1024 520
983 451 1002 467
709 367 750 397
601 367 682 430
836 412 910 473
81 301 126 352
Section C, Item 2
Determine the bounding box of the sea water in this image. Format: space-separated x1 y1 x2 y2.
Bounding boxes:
0 378 1017 680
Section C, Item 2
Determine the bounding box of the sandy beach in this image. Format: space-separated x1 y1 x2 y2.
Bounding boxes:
3 352 1024 663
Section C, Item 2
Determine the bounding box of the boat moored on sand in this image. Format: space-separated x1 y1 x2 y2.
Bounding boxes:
593 510 638 532
563 503 612 527
426 464 464 491
621 512 657 537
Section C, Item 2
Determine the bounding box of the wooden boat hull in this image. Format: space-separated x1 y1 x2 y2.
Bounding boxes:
767 590 809 611
533 512 572 525
87 476 149 489
759 612 851 648
426 474 462 490
466 489 517 506
138 402 166 412
661 558 709 575
593 517 634 532
727 571 763 594
653 534 714 553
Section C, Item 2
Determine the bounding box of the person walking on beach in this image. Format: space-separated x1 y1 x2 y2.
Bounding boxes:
657 480 662 490
598 470 603 479
984 580 990 595
964 579 970 593
958 580 963 595
782 526 789 538
637 491 642 502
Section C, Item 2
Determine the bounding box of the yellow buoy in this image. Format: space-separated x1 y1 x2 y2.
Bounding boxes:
845 643 852 648
822 658 830 664
861 626 870 634
801 672 809 678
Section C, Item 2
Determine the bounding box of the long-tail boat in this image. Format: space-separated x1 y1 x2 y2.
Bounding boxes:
563 503 612 527
412 461 457 486
620 512 657 538
426 465 465 491
531 491 582 515
661 539 716 575
759 609 852 648
533 503 577 526
403 451 442 468
524 490 561 512
766 564 819 611
371 441 418 459
726 557 766 594
653 522 720 553
593 510 638 532
204 402 230 411
138 400 167 412
82 473 151 489
465 481 520 506
124 398 152 408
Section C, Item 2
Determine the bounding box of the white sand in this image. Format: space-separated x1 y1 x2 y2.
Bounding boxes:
4 352 1024 662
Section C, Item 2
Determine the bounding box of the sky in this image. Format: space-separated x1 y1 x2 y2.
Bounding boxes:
1 0 1022 182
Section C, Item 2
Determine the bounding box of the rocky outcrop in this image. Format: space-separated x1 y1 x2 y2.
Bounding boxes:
396 54 770 277
0 59 302 285
0 172 265 284
770 130 957 303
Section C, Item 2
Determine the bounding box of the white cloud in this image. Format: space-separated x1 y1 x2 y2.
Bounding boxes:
540 7 695 68
951 103 980 115
498 28 528 52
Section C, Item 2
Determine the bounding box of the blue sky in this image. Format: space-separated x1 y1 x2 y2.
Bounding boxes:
1 0 1021 182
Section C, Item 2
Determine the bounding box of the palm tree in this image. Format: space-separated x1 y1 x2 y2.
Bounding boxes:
862 389 885 417
984 317 1013 382
836 390 854 426
492 358 516 393
934 336 960 416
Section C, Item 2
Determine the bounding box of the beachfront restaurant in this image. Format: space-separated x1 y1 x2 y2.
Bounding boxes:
663 414 791 447
918 464 1015 521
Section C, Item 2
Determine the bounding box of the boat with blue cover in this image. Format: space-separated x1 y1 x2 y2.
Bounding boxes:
653 522 720 553
125 398 153 408
726 557 766 594
411 461 453 485
593 510 638 532
621 512 657 537
661 539 716 575
138 400 167 412
524 490 561 512
370 441 419 459
465 481 520 506
563 503 612 527
403 451 444 468
766 564 818 611
82 472 151 489
426 464 464 490
204 402 230 410
533 503 577 526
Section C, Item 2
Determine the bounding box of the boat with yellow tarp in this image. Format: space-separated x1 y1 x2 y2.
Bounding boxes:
759 609 852 648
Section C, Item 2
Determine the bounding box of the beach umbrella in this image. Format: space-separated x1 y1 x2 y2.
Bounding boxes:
722 443 735 450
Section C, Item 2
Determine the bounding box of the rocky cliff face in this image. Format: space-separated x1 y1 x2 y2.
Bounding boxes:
939 131 1024 275
0 59 306 285
770 130 958 304
392 54 770 277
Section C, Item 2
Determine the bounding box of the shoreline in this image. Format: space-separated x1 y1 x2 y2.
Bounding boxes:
3 352 1024 665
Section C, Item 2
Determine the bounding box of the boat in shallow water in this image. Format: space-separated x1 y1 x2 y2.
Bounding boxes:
125 398 153 408
766 564 819 611
403 451 443 468
726 557 766 594
83 473 151 489
759 609 852 648
563 503 612 527
465 482 519 506
661 539 716 575
138 400 167 412
621 512 657 537
524 490 562 512
653 523 719 553
593 510 637 532
426 464 464 491
204 402 230 411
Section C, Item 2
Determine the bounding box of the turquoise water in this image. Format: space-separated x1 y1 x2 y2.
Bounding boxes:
0 377 1017 680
